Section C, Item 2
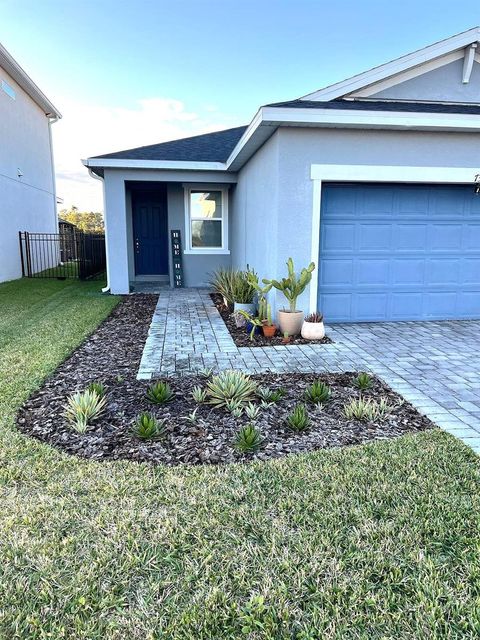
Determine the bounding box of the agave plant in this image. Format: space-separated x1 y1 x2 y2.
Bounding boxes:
245 402 260 420
343 397 379 422
225 398 244 416
286 404 310 432
353 372 374 391
304 380 330 405
206 370 257 409
87 381 106 398
65 389 107 433
234 424 263 453
192 386 208 403
257 386 285 403
146 381 174 404
131 412 165 439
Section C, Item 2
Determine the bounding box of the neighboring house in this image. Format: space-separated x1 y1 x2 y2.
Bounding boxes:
0 42 61 283
84 27 480 322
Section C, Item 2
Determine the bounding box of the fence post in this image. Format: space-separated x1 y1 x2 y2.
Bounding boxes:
25 231 32 277
19 232 25 277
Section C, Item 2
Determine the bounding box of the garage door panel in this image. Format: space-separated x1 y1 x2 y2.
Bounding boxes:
359 225 392 251
319 183 480 322
320 260 353 286
321 224 355 251
395 224 428 250
461 259 480 284
390 293 424 320
391 259 424 285
426 259 460 285
356 259 390 285
429 224 463 251
464 225 480 250
355 294 388 320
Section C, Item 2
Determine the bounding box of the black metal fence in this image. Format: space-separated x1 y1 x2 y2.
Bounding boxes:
19 231 106 280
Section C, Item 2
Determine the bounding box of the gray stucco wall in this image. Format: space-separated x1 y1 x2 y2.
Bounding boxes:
370 59 480 102
253 127 480 315
0 65 57 282
230 132 279 305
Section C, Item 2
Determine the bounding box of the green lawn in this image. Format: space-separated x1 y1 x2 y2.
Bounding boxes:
1 278 480 639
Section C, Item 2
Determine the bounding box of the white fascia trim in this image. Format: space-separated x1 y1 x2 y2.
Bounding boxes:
301 27 480 101
310 164 480 182
260 106 480 131
350 50 464 98
309 162 480 313
0 42 61 118
225 108 263 167
83 158 227 171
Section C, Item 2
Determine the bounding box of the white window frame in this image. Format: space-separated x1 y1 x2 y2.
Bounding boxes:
309 163 480 314
183 185 230 254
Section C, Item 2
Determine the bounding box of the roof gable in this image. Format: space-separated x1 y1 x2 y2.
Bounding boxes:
301 27 480 102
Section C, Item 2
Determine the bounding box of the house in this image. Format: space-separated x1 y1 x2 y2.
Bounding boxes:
0 42 61 283
84 27 480 323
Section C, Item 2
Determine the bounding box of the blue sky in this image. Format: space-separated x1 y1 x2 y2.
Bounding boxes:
1 0 479 209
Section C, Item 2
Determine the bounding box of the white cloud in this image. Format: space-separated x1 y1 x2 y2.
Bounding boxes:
52 97 237 212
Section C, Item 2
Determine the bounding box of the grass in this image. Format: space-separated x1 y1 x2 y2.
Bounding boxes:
1 279 480 638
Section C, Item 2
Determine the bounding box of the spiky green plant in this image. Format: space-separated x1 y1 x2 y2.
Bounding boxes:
146 381 174 404
192 386 208 404
232 268 257 304
245 402 260 420
263 258 315 312
234 424 263 453
65 389 107 433
225 398 244 416
286 404 310 432
257 386 285 403
353 372 374 391
87 381 106 398
209 267 242 305
199 367 214 379
304 380 331 405
206 370 257 408
343 397 392 422
131 412 165 439
185 408 199 424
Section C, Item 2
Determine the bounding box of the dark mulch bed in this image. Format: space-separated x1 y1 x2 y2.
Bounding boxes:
17 294 434 466
210 293 333 347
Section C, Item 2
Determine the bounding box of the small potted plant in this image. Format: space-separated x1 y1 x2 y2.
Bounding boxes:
301 311 325 340
263 258 315 336
233 268 257 316
238 310 263 340
261 303 276 338
282 331 291 344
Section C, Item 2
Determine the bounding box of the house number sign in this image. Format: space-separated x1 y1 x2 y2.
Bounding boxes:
171 230 184 288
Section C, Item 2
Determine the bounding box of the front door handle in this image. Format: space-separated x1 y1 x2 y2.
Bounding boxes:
135 238 140 253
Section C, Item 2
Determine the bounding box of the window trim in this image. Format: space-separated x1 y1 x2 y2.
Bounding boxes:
183 185 230 255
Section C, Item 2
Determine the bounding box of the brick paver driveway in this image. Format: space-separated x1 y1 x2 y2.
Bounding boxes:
138 289 480 453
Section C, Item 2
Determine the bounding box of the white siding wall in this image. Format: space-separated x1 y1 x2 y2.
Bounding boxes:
0 66 57 282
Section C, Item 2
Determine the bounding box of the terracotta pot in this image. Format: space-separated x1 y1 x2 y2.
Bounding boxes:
277 310 304 336
301 320 325 340
262 323 276 338
282 336 291 344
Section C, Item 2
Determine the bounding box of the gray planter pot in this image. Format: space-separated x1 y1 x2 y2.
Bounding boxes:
233 302 255 316
277 310 304 336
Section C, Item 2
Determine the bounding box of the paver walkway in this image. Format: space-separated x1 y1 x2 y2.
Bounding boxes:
138 288 480 453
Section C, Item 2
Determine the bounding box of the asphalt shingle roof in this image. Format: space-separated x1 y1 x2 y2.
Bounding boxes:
94 126 247 162
265 99 480 114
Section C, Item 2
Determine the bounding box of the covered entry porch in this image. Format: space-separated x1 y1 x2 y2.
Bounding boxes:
102 170 236 294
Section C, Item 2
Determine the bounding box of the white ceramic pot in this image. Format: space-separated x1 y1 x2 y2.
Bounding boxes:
301 320 325 340
233 302 255 316
277 310 304 336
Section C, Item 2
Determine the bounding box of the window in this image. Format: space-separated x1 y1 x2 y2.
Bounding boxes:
184 187 229 254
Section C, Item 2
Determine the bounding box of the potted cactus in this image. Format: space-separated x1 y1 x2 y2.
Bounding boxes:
301 311 325 340
261 302 276 338
264 258 315 336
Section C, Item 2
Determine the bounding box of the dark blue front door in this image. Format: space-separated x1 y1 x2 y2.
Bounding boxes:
132 192 169 275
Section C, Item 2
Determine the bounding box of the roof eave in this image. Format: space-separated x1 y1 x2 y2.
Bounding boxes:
0 42 61 119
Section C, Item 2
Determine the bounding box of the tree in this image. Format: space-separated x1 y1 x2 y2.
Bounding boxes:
59 207 104 233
